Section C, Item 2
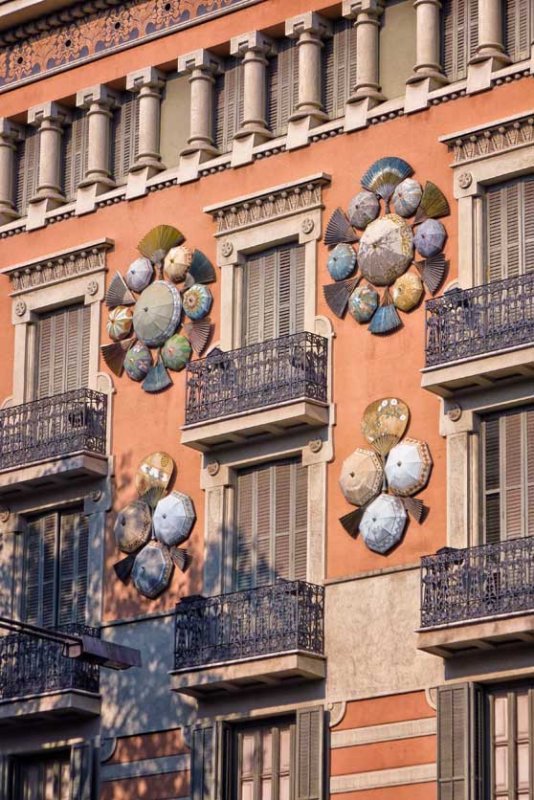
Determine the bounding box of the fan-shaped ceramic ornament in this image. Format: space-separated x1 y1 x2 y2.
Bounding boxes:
132 541 174 599
153 491 196 547
125 257 154 293
124 342 152 381
135 451 175 497
183 284 213 320
360 493 407 554
362 397 410 457
161 334 192 372
368 289 402 335
164 245 194 284
385 438 432 497
114 500 152 553
392 178 422 218
107 306 134 341
348 284 379 323
414 219 447 258
138 225 184 265
133 281 182 347
358 214 414 286
347 191 380 230
392 272 424 312
339 448 384 507
361 157 413 203
327 243 357 281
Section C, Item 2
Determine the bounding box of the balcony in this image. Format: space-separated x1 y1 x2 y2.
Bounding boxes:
181 332 329 451
170 580 326 697
417 538 534 656
0 624 101 726
421 273 534 397
0 388 108 496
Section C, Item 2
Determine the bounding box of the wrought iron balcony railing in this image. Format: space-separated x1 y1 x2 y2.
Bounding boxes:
0 624 100 700
184 332 328 426
0 388 107 471
420 537 534 628
174 580 325 670
425 272 534 367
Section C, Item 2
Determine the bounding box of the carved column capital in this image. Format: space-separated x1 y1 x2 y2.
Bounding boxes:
230 30 275 59
76 84 119 112
126 66 166 94
286 11 333 39
28 101 72 129
177 49 223 77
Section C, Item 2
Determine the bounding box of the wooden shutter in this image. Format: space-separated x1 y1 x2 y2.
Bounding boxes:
63 110 89 201
323 18 357 119
70 742 95 800
437 683 483 800
243 243 305 346
36 305 91 399
485 176 534 282
191 726 216 800
15 127 40 215
215 58 244 153
0 756 13 799
234 460 308 590
296 707 323 800
442 0 477 82
268 39 299 136
505 0 531 62
58 511 89 627
112 92 139 182
22 513 58 627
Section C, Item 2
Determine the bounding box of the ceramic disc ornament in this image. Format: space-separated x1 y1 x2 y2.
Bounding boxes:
183 284 213 320
392 178 422 218
348 284 379 323
385 438 432 496
327 243 357 281
360 493 407 554
133 281 182 347
347 191 380 230
358 214 414 286
114 500 152 553
339 448 384 507
132 541 174 599
392 272 423 312
164 245 194 284
414 219 446 258
124 342 152 381
135 451 175 497
107 306 134 341
153 491 196 547
161 334 192 372
125 257 153 293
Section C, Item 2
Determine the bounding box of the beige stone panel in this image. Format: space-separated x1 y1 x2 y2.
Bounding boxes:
325 569 443 702
379 0 417 100
160 73 191 169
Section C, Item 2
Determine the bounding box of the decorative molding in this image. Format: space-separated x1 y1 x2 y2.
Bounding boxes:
441 111 534 165
0 0 262 94
330 763 437 794
99 737 117 763
331 717 437 748
327 701 347 728
100 753 189 782
1 238 113 295
204 173 331 235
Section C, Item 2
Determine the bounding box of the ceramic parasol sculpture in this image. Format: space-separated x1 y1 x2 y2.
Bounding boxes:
101 224 216 393
339 398 432 554
323 158 450 335
113 452 195 599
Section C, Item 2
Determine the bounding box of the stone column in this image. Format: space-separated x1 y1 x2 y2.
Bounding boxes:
27 102 70 229
230 31 274 164
409 0 447 86
126 67 166 180
178 49 223 180
286 12 332 147
468 0 509 92
343 0 384 129
76 85 118 199
0 119 21 225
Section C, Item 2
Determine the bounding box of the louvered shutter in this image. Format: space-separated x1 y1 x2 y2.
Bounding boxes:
437 683 483 800
36 305 91 399
523 176 534 272
486 177 534 282
323 18 357 119
235 470 254 591
70 742 95 800
22 514 58 627
112 93 139 182
268 39 298 136
505 0 531 62
296 707 323 800
15 127 40 215
214 58 244 153
58 511 89 627
483 416 501 544
442 0 477 82
0 755 13 799
256 464 272 587
262 249 277 343
63 111 89 201
191 726 216 800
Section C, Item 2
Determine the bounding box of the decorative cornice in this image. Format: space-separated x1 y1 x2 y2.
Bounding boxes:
440 110 534 165
0 0 261 94
1 238 113 294
204 173 331 235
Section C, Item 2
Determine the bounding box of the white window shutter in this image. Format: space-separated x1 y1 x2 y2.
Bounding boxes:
15 127 40 215
268 39 298 136
323 18 357 119
442 0 476 82
505 0 531 62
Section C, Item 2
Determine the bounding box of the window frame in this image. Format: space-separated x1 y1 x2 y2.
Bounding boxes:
231 716 296 800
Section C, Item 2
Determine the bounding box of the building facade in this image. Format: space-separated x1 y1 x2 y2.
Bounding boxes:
0 0 533 797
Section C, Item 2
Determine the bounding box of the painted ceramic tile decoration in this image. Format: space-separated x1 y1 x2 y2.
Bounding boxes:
101 224 215 393
323 157 450 335
113 452 195 599
339 398 432 554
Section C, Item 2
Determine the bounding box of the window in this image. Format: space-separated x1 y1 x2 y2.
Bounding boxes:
62 109 89 202
482 406 534 544
504 0 532 63
14 128 39 216
20 509 89 628
111 92 140 183
242 243 305 346
233 459 307 591
323 18 357 119
14 752 71 800
35 304 91 399
214 58 244 153
267 39 299 137
485 176 534 282
233 719 294 800
490 686 532 800
441 0 478 82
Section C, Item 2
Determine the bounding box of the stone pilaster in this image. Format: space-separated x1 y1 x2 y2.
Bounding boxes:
126 66 166 194
0 119 21 225
27 102 71 229
75 85 118 213
230 31 274 165
343 0 385 130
